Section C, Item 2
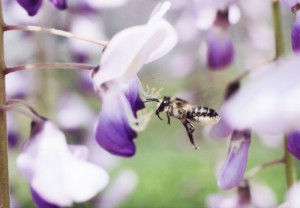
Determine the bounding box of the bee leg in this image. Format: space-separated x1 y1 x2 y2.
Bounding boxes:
167 114 171 125
155 109 163 120
181 120 199 149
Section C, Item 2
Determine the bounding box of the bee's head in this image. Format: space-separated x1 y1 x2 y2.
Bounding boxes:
157 96 170 113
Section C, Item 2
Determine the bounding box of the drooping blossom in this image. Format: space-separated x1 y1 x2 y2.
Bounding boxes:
287 130 300 160
221 55 300 134
291 11 300 53
207 180 277 208
17 120 109 207
205 9 236 70
192 0 240 70
16 0 67 16
218 130 251 190
279 0 300 53
91 1 178 157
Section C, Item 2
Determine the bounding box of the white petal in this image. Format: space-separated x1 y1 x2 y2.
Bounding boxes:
93 20 177 86
148 1 171 24
222 55 300 134
17 121 109 206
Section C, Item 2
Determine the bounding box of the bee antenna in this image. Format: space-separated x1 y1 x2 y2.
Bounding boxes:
144 98 160 103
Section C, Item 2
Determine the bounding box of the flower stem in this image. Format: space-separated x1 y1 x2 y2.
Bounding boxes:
0 0 10 207
284 135 297 188
245 158 284 180
4 63 97 75
4 25 108 46
272 0 285 58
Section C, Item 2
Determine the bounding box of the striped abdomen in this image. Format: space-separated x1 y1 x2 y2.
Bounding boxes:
186 106 221 125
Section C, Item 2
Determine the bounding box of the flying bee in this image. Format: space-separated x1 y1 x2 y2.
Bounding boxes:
145 96 221 149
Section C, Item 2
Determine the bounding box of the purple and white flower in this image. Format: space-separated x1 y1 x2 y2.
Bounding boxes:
91 1 178 157
17 0 67 16
207 180 276 208
17 120 109 207
217 130 251 190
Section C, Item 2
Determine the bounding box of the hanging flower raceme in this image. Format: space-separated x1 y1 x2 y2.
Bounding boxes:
280 0 300 53
206 10 235 69
213 55 300 165
218 130 251 190
17 120 109 207
192 0 240 70
17 0 67 16
91 1 178 157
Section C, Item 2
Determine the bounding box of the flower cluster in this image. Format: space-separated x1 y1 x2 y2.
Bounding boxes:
90 1 177 157
211 54 300 190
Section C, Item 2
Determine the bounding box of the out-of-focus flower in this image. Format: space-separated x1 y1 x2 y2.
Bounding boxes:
279 182 300 208
97 169 138 208
192 0 240 70
69 15 107 63
17 121 109 207
221 55 300 134
287 130 300 160
279 0 299 8
279 1 300 53
56 93 95 131
16 0 67 16
7 113 20 148
206 24 234 69
218 130 251 190
91 1 177 157
291 11 300 53
207 180 277 208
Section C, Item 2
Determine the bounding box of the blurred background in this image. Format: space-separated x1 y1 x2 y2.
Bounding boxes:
2 0 298 207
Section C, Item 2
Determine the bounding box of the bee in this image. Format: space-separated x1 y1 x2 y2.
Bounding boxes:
145 96 221 149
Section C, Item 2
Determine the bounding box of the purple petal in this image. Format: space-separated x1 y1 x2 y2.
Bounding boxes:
279 0 298 8
31 187 60 208
209 117 233 139
287 130 300 160
224 81 240 100
122 77 145 117
8 130 20 148
17 0 42 16
291 12 300 53
95 89 137 157
237 180 251 206
218 130 251 190
48 0 67 9
207 27 234 70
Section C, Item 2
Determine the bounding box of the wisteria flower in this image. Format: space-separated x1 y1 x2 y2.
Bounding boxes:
291 11 300 53
221 55 300 134
192 0 240 70
207 180 276 208
17 120 109 207
17 0 67 16
91 1 177 157
218 130 251 190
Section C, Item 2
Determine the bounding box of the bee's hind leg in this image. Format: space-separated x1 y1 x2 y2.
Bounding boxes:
167 114 171 125
181 120 199 149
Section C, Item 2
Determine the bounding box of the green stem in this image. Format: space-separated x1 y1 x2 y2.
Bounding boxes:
272 0 285 58
0 0 10 207
4 25 108 46
284 135 297 188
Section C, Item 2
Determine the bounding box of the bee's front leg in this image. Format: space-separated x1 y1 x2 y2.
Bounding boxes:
155 109 163 120
181 119 199 149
